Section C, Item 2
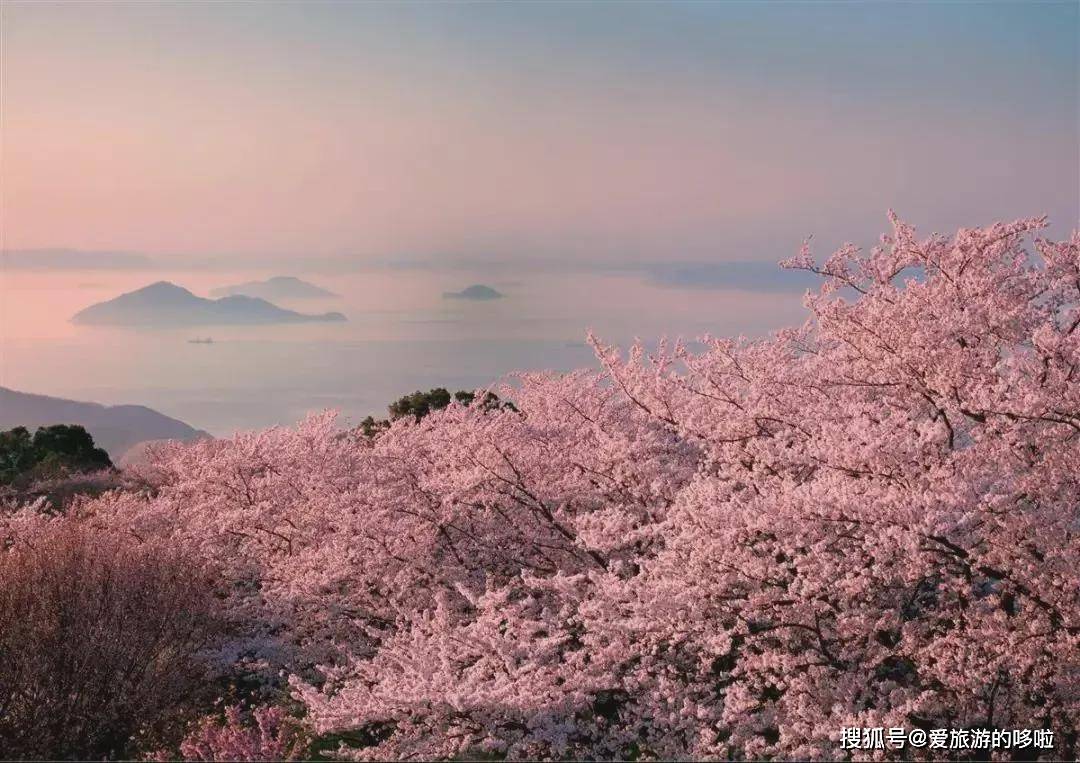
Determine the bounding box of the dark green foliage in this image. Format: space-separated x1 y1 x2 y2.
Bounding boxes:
32 424 112 473
388 387 459 420
360 388 515 437
0 424 113 485
358 415 391 439
0 427 36 483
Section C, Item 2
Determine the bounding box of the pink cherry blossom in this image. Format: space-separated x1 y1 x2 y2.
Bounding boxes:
37 213 1077 760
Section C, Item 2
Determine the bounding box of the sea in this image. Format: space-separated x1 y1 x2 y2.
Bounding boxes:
0 266 805 436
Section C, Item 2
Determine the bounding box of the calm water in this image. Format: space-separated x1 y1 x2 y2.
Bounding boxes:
0 267 804 435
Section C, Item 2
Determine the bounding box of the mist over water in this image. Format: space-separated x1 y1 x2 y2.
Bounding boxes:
2 0 1074 441
0 267 805 435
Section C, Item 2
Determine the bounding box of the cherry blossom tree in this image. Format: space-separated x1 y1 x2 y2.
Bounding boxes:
63 213 1078 760
156 705 306 762
0 510 225 759
590 213 1080 758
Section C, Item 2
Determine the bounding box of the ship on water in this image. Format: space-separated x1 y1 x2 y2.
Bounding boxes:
187 337 214 344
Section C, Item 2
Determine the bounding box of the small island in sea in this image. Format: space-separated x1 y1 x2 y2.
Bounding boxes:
442 284 504 301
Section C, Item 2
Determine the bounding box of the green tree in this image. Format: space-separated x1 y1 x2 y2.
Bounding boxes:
31 425 112 474
0 424 113 485
0 427 36 484
360 388 513 437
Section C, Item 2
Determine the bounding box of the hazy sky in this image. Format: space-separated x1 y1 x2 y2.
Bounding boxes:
2 1 1077 271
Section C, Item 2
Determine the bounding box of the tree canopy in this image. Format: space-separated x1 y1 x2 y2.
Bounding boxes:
360 387 512 437
0 424 112 485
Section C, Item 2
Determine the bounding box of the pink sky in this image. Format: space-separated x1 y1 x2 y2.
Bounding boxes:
2 2 1075 268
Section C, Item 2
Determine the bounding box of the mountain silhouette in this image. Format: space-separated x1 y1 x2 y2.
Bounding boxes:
72 281 347 326
210 276 338 300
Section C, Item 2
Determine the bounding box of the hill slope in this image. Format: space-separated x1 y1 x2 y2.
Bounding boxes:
0 387 209 461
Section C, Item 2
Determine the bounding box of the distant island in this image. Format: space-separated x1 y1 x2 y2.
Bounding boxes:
0 386 209 462
210 276 338 300
72 281 347 326
442 284 504 301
